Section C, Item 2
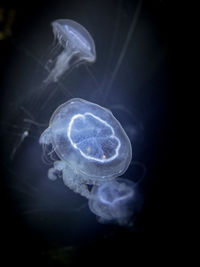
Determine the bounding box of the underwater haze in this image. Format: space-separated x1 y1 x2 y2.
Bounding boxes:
0 0 177 266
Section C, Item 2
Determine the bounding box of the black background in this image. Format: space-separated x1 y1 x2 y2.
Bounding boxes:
0 0 179 265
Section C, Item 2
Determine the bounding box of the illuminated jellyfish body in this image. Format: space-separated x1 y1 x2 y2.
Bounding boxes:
39 98 132 198
44 19 96 84
88 178 136 225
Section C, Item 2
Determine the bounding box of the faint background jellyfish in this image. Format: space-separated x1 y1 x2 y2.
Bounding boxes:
39 98 132 198
88 178 139 226
109 104 144 144
44 19 96 85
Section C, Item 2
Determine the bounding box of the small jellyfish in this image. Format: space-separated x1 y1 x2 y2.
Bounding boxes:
39 98 132 198
88 178 136 226
44 19 96 84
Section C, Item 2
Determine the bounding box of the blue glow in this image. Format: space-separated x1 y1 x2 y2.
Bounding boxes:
44 19 96 84
39 98 132 198
88 178 136 226
67 112 121 163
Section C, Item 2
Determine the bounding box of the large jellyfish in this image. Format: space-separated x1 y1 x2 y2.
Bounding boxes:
39 98 132 198
88 178 137 226
44 19 96 84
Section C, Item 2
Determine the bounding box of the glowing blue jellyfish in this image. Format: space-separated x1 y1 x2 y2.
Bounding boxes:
88 178 136 225
39 98 132 198
44 19 96 84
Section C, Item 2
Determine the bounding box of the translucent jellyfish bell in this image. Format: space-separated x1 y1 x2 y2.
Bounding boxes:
45 19 96 83
88 178 136 225
39 98 132 198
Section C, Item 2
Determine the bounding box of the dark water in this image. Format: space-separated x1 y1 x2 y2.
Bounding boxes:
0 0 178 265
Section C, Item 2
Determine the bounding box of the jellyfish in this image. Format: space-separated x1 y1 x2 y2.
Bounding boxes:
44 19 96 84
88 178 136 226
39 98 132 198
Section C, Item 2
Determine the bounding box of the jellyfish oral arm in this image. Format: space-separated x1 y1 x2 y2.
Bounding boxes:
44 49 72 83
47 160 91 198
63 174 91 198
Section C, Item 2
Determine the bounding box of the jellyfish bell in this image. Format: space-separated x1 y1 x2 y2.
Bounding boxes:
44 19 96 84
52 19 96 62
39 98 132 197
88 178 136 225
